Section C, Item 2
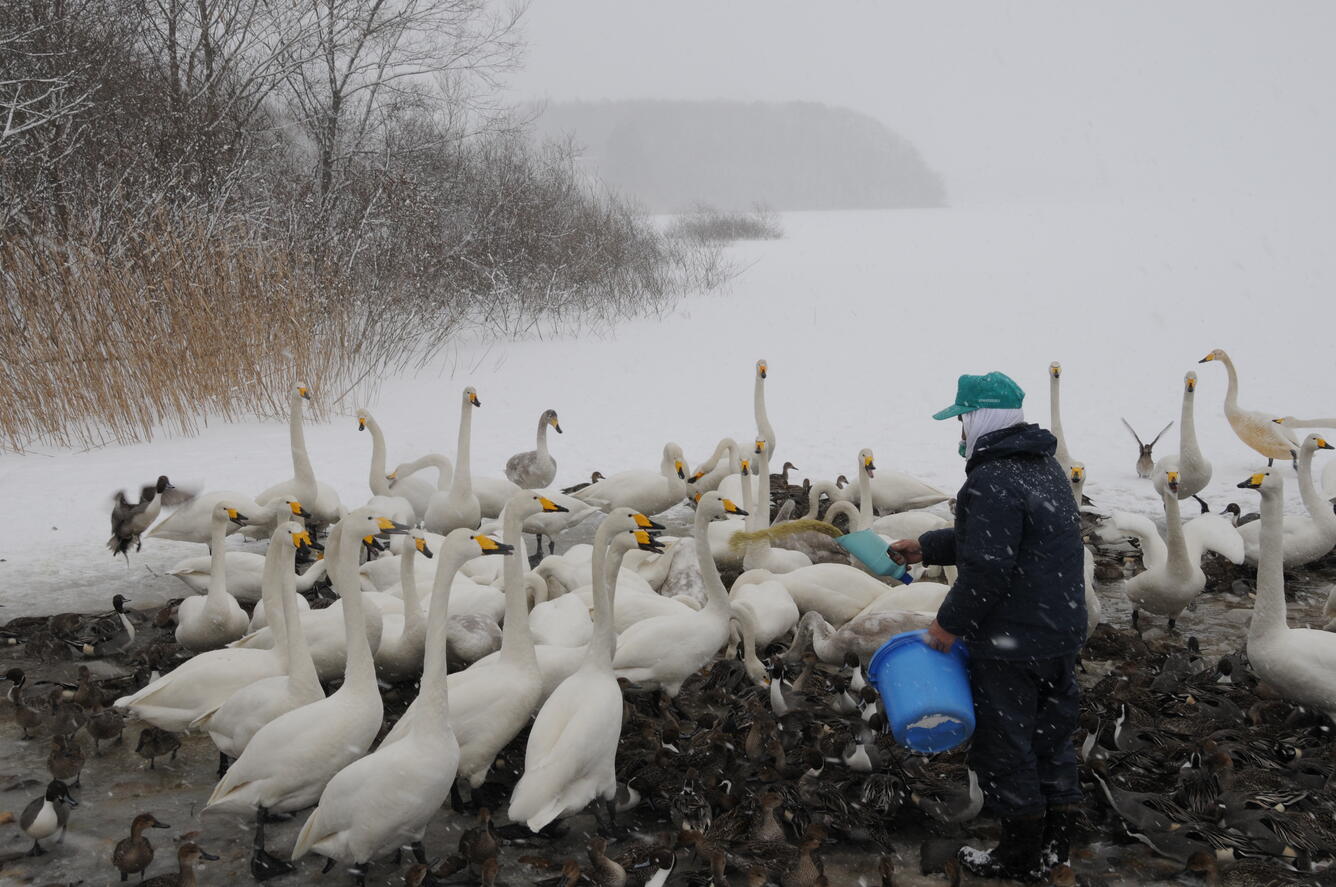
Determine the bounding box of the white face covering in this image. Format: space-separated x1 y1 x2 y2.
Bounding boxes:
962 408 1027 459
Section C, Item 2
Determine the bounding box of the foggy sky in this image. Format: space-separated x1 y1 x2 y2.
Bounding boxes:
506 2 1336 206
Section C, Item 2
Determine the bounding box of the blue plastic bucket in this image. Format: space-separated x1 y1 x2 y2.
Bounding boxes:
836 529 912 582
867 629 974 753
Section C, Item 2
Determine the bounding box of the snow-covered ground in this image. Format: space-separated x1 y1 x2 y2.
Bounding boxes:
2 202 1333 617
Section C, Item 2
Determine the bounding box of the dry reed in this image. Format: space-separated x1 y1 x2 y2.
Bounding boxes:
0 216 416 452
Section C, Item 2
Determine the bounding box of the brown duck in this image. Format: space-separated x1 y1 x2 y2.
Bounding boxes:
47 733 85 786
141 842 219 887
112 812 171 881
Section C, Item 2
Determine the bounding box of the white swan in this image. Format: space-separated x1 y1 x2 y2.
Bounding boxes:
1238 434 1336 567
1049 362 1077 475
613 492 747 696
729 576 799 649
291 528 508 871
508 516 662 832
1198 349 1299 463
252 385 344 528
373 528 433 683
1275 419 1336 498
870 509 951 541
146 491 263 545
688 438 742 493
482 488 599 558
198 523 324 761
356 411 416 525
175 504 252 652
383 491 567 789
164 498 314 603
505 409 562 489
387 453 453 520
1239 469 1336 720
115 532 301 732
1116 469 1245 630
740 440 812 574
1151 371 1212 505
425 387 483 534
572 442 689 517
205 509 406 875
248 563 316 632
736 563 891 626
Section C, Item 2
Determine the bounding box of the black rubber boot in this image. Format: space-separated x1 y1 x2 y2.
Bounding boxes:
1041 803 1078 869
958 814 1047 882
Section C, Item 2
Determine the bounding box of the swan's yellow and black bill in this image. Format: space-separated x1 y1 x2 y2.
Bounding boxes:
758 360 767 379
1237 473 1266 489
468 390 481 407
357 417 366 431
633 530 665 553
550 414 563 433
386 471 397 480
298 386 310 399
288 501 308 517
1185 376 1197 392
538 496 569 513
632 513 665 531
740 460 750 476
475 535 514 555
1198 353 1215 363
864 456 876 475
722 498 747 516
1070 466 1084 483
375 517 411 534
415 537 434 558
226 508 247 524
1049 362 1061 378
675 460 685 479
1272 417 1284 425
754 439 766 454
292 531 321 554
1167 471 1180 493
689 470 705 484
1317 437 1333 450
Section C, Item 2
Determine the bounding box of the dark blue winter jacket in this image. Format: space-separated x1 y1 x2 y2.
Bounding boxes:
918 423 1086 660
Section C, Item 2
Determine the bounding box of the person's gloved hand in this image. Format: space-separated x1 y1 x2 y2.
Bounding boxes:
925 619 958 653
887 539 922 565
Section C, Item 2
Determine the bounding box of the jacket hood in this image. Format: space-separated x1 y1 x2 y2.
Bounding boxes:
966 423 1057 470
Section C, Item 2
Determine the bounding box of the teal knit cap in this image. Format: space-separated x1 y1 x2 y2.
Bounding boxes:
932 371 1026 420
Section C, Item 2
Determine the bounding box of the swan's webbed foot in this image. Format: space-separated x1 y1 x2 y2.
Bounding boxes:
251 806 294 881
411 841 428 864
594 798 629 840
322 858 337 874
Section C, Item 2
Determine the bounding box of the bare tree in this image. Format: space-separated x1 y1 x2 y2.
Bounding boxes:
282 0 526 208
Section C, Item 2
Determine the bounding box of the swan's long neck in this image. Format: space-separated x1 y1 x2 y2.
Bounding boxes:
400 541 422 634
206 513 230 617
1162 490 1193 579
418 547 469 729
289 393 316 500
333 520 378 692
499 505 536 667
731 604 763 678
1218 353 1240 412
535 415 550 462
260 529 293 669
294 558 327 592
1180 385 1203 467
366 416 391 497
1250 482 1288 640
803 481 844 520
808 613 836 663
1285 417 1336 429
1296 445 1336 534
755 374 775 453
696 506 730 615
453 398 473 496
742 469 768 567
1050 374 1070 464
857 464 873 532
587 524 622 666
280 551 319 689
757 446 772 528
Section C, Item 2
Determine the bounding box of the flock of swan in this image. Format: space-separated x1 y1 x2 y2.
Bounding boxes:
14 348 1336 882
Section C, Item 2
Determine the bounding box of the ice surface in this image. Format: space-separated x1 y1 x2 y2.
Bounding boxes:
2 204 1333 617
